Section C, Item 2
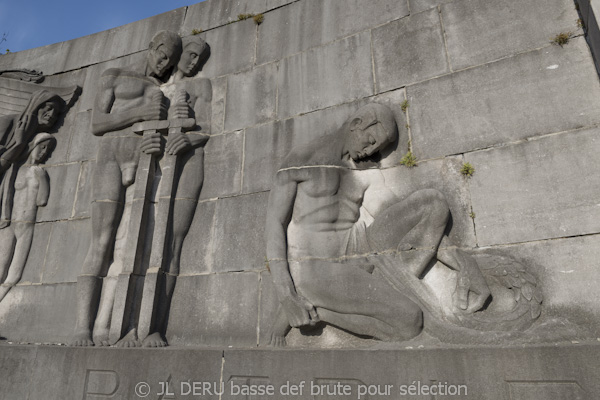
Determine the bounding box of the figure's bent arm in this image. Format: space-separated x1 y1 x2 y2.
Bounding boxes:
35 168 50 207
266 169 298 298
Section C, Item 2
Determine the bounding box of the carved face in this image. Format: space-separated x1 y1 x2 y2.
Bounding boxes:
36 100 61 130
32 140 51 163
178 42 203 77
148 43 178 78
346 115 392 161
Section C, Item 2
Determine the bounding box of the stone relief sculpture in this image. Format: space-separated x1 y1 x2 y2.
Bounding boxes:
74 31 211 348
0 69 44 83
265 103 542 346
0 134 55 301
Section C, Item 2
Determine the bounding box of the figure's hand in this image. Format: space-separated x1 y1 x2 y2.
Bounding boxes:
453 266 490 313
142 91 168 121
171 102 190 120
165 131 192 155
15 115 30 142
140 131 163 155
281 294 319 328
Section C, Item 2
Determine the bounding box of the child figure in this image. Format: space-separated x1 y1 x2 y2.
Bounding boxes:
0 133 55 302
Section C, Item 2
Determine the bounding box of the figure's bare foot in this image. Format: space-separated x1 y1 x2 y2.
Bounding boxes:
93 328 110 347
142 332 168 348
71 330 94 347
115 329 140 348
268 333 287 347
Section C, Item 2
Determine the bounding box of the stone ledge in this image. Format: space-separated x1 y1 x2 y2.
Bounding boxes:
0 343 598 399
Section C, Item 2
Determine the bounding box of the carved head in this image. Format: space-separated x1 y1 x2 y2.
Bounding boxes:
35 98 64 130
345 103 398 161
29 133 56 164
147 31 183 78
178 36 210 77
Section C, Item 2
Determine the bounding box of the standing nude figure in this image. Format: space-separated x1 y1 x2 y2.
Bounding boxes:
266 103 491 345
141 35 212 347
72 31 184 347
0 134 54 301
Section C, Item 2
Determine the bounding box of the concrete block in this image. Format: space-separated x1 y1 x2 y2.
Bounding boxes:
42 219 91 284
210 76 227 135
442 0 581 70
67 110 99 162
466 127 600 246
589 0 600 70
0 283 76 344
36 163 83 222
257 0 409 65
277 31 374 118
180 200 217 275
181 0 296 34
224 62 277 132
72 162 92 219
0 42 67 76
579 0 591 27
0 346 37 400
409 0 455 14
372 8 450 92
167 273 260 347
18 223 52 285
200 131 243 200
222 346 600 399
60 9 186 71
209 192 269 273
27 346 222 400
194 20 257 79
409 38 600 159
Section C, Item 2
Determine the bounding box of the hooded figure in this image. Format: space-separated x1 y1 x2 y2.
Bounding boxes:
0 89 65 228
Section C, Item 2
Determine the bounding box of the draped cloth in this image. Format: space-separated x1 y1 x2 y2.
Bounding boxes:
0 89 64 229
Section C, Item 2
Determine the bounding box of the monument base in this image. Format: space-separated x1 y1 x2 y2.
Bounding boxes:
1 342 598 399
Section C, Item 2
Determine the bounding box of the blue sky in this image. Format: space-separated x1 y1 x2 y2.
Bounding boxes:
0 0 205 53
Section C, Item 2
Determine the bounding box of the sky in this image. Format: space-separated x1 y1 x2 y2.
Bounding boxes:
0 0 205 53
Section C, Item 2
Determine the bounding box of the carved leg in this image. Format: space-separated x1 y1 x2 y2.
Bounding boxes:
142 273 176 347
0 223 33 302
0 227 16 283
72 275 102 346
367 189 449 277
92 275 117 346
267 304 292 347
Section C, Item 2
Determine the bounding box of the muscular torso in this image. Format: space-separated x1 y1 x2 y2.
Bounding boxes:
110 70 158 114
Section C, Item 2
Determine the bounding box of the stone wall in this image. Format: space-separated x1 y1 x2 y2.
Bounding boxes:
0 0 598 347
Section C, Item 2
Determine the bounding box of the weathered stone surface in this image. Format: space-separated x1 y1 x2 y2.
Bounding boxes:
180 200 217 275
27 346 222 400
0 42 67 76
66 110 98 163
72 161 92 219
409 0 454 14
60 9 186 72
167 273 260 346
0 346 37 400
372 8 450 92
181 0 295 34
222 346 600 399
209 192 269 273
18 223 52 285
210 76 227 135
257 0 409 65
36 163 82 222
277 31 374 118
0 283 76 343
467 127 600 246
200 131 243 200
42 219 91 284
409 38 600 159
195 20 257 79
442 0 581 70
224 62 277 131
